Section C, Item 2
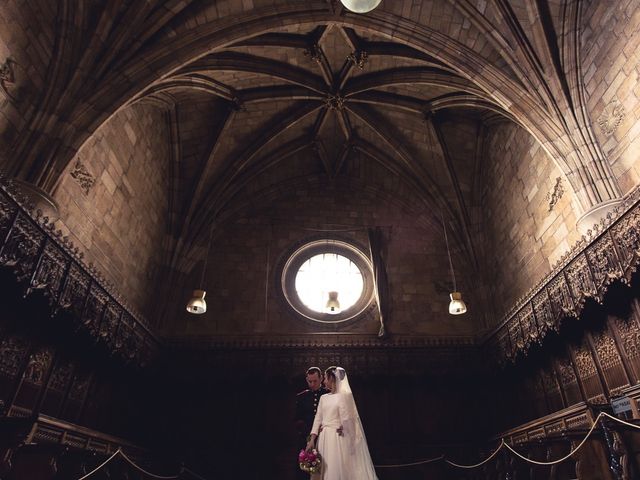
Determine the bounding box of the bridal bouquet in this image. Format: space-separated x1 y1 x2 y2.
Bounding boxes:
298 449 322 474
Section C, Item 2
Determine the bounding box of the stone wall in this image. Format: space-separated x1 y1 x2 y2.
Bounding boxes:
171 150 480 338
582 0 640 194
482 123 581 320
0 1 55 166
52 102 170 318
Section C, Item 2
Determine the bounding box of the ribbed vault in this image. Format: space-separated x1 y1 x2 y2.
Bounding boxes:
0 0 631 333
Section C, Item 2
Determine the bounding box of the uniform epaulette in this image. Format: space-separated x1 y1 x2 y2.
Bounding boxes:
297 389 310 396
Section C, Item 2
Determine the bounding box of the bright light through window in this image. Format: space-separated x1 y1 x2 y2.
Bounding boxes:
295 253 364 314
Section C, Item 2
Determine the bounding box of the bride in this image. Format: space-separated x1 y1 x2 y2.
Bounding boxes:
305 366 378 480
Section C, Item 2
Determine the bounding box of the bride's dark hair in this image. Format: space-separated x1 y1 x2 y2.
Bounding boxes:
325 366 345 380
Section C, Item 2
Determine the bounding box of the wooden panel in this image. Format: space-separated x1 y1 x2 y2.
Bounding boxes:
40 359 74 417
590 328 630 396
555 356 583 406
13 346 55 413
611 311 640 383
571 342 605 403
540 367 564 413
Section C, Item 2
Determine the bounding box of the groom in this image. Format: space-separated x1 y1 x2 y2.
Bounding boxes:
294 367 328 479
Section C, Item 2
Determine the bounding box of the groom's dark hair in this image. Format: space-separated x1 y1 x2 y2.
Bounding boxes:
306 367 322 377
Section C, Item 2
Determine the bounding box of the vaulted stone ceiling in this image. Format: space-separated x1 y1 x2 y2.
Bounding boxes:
1 0 634 336
137 21 495 267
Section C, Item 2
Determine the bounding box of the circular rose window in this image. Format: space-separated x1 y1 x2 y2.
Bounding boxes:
281 240 375 324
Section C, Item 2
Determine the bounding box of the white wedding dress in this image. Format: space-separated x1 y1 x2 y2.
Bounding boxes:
310 369 378 480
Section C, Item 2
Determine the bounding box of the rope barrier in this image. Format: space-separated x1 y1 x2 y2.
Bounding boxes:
502 412 604 466
118 450 182 479
181 466 210 480
602 411 640 430
76 448 122 480
502 412 640 467
370 412 640 471
67 410 640 477
73 448 209 480
444 439 506 469
374 455 443 468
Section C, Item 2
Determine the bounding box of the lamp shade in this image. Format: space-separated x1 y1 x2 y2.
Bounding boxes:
325 291 341 314
340 0 382 13
448 292 467 315
186 289 207 314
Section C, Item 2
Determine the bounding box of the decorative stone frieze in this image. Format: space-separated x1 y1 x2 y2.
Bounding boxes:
324 93 345 111
0 58 15 100
303 44 322 63
597 99 625 137
347 50 368 69
0 175 159 369
69 160 96 195
546 177 564 211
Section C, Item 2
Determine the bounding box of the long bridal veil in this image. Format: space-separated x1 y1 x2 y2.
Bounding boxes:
333 367 378 479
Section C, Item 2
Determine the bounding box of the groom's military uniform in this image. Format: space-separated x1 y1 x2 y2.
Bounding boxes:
295 386 329 440
294 386 328 479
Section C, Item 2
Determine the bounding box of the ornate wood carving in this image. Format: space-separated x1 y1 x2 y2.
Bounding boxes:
67 371 91 401
83 284 108 337
586 232 624 298
48 361 74 392
518 303 539 348
573 347 598 379
0 191 18 238
565 254 596 306
541 368 559 394
591 329 630 396
99 302 122 344
0 176 159 369
488 186 640 364
548 274 575 320
501 405 593 454
29 241 69 300
170 343 481 379
0 213 45 282
612 209 640 279
0 336 30 377
22 347 54 386
556 358 578 387
532 292 556 336
612 317 640 361
592 330 622 372
58 264 91 317
554 357 584 409
572 343 606 402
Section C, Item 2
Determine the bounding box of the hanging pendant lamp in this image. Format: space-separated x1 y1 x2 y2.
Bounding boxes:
186 225 214 315
442 215 467 315
340 0 382 13
325 291 341 314
448 292 467 315
186 289 207 314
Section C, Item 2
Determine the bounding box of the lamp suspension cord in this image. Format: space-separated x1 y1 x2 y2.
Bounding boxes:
199 223 215 289
442 213 457 292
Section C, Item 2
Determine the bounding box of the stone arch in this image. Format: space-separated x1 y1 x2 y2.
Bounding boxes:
12 4 612 218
